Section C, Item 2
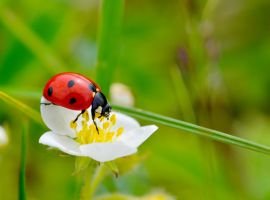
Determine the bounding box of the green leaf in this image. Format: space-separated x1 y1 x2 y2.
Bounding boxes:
115 154 146 175
112 104 270 155
73 157 92 175
105 161 119 178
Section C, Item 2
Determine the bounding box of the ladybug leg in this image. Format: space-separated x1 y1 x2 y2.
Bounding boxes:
92 119 99 134
91 108 100 134
73 110 86 123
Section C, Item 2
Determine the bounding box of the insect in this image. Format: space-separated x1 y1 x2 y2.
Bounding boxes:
42 72 111 132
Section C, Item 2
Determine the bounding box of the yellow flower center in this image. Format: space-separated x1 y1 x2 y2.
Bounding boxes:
70 111 124 144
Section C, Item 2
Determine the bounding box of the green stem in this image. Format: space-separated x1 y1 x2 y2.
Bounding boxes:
89 164 107 199
0 91 43 126
112 105 270 155
80 166 94 200
96 0 124 95
81 164 107 200
19 121 27 200
0 5 67 73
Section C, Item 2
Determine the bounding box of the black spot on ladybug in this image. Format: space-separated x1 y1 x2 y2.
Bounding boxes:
67 80 75 88
47 87 53 96
88 83 96 92
69 97 77 104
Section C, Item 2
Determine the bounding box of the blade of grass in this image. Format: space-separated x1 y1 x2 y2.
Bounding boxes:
0 91 43 125
3 89 270 155
170 65 196 122
96 0 124 95
19 121 27 200
112 105 270 155
0 87 41 100
0 5 67 74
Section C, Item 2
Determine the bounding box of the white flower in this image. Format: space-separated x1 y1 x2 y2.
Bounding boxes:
39 97 158 162
0 126 8 147
110 83 134 106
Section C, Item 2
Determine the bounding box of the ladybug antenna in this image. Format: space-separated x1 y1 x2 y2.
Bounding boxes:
40 102 52 106
40 102 58 106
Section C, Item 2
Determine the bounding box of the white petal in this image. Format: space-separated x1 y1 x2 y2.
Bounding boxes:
40 96 81 138
80 142 137 162
119 125 158 148
112 111 140 131
39 131 83 156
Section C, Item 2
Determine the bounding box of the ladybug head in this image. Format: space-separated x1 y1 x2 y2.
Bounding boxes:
101 103 111 118
91 92 111 119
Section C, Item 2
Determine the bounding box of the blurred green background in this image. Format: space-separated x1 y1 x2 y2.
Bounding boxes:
1 0 270 199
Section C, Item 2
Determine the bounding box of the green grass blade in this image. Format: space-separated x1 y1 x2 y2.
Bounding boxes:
19 121 27 200
0 91 43 125
170 66 196 122
0 87 41 100
112 105 270 155
3 89 270 155
0 5 67 74
96 0 124 95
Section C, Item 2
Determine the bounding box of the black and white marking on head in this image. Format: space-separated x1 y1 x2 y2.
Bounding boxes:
67 80 75 88
69 97 77 104
88 83 96 92
47 87 53 97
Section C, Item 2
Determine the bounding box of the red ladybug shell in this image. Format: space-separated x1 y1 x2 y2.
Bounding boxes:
43 72 101 110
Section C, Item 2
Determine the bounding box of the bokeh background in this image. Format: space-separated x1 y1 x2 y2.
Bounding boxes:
1 0 270 199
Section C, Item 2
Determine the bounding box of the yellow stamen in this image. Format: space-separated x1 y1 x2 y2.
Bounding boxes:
95 112 101 118
116 127 124 136
99 116 105 122
110 114 116 125
103 122 110 129
82 111 89 121
70 121 77 129
72 113 124 145
105 132 114 141
81 120 87 128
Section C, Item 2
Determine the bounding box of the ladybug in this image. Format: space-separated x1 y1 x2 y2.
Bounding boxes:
42 72 111 131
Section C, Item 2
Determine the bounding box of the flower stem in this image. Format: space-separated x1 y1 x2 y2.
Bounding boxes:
112 104 270 155
80 163 107 200
80 166 94 200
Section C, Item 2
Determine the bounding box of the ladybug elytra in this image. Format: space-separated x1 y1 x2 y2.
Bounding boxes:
42 72 111 131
